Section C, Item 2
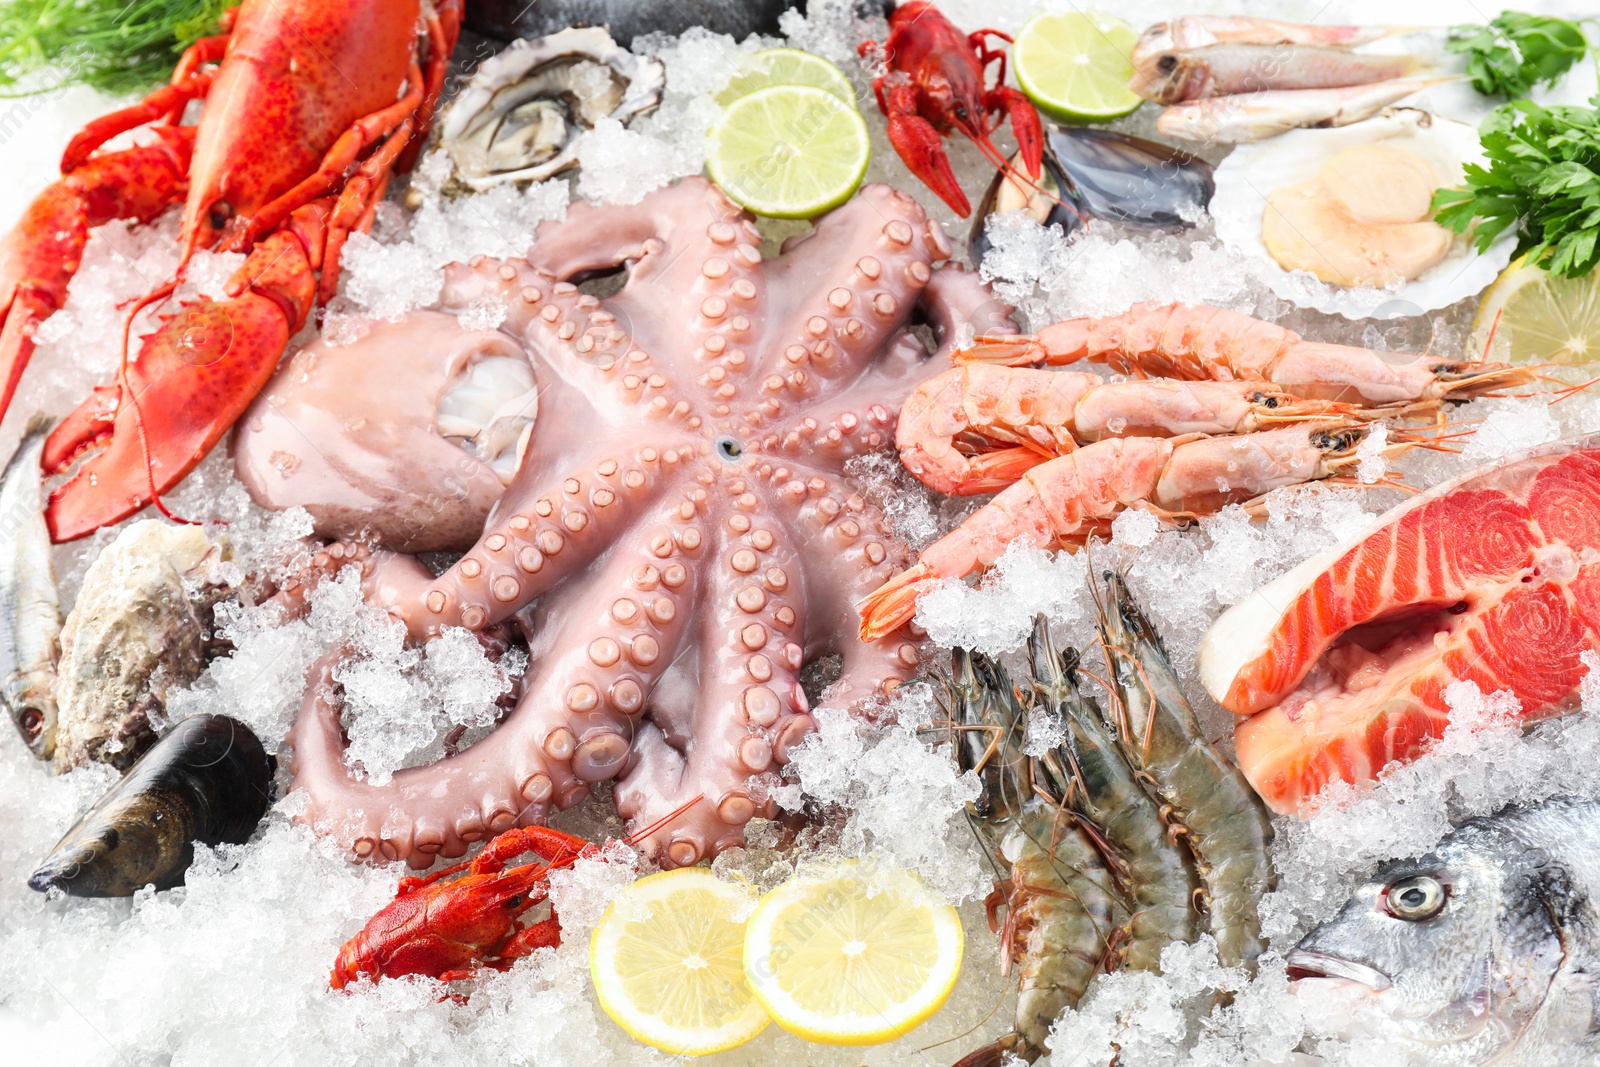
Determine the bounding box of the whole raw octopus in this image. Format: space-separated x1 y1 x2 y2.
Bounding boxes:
236 178 1012 868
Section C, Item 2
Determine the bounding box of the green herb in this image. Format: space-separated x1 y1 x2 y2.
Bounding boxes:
1432 96 1600 279
0 0 232 97
1446 11 1590 98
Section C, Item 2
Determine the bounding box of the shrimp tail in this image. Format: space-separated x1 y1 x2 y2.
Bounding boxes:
857 562 935 641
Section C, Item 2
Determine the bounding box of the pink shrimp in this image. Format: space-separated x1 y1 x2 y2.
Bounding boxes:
860 424 1389 640
965 303 1532 406
897 364 1357 496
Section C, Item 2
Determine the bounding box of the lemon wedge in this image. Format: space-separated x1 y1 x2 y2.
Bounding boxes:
706 84 871 219
1474 253 1600 364
715 48 856 108
742 861 963 1045
590 868 767 1056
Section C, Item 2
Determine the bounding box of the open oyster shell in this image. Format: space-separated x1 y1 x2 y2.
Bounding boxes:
437 26 665 191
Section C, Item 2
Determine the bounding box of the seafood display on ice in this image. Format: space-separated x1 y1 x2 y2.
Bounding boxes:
1202 436 1600 813
463 0 802 49
4 1 1600 1064
1290 797 1600 1063
29 714 274 896
857 301 1529 639
969 125 1214 261
860 1 1045 218
273 179 1002 870
331 799 693 988
0 0 460 542
0 423 241 772
1212 111 1518 317
427 27 665 193
941 585 1270 1065
1130 16 1445 144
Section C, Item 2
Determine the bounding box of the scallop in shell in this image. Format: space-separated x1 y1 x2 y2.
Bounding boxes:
435 26 665 191
1211 109 1516 319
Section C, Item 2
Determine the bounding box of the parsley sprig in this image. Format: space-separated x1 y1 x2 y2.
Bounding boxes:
1446 12 1590 98
1432 97 1600 279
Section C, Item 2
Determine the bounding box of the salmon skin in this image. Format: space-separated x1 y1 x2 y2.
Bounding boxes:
1198 435 1600 812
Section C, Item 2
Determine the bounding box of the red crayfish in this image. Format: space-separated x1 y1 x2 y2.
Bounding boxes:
0 0 461 543
330 798 700 988
859 1 1046 217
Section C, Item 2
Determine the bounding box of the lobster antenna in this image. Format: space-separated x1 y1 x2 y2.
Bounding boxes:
116 280 204 528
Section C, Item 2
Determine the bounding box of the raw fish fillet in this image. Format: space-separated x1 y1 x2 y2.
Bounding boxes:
1198 436 1600 811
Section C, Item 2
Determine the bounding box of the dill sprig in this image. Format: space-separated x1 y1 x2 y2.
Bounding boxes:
0 0 232 97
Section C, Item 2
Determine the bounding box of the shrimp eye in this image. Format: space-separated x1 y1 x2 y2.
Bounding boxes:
1157 55 1178 74
1384 875 1446 921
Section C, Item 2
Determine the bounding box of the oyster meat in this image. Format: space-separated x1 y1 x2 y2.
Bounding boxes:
436 26 665 191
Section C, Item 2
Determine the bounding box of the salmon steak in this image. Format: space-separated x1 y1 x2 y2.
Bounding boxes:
1197 436 1600 812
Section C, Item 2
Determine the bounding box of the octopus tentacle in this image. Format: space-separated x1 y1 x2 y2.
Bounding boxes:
615 509 810 867
919 262 1021 365
763 186 944 392
378 446 685 637
290 499 707 869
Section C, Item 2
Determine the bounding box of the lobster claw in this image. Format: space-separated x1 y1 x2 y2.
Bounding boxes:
43 291 291 542
990 86 1044 180
884 84 971 217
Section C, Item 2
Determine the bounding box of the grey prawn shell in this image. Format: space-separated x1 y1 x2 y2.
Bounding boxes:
29 715 274 897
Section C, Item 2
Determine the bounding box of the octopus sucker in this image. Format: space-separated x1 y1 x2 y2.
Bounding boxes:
266 178 1015 866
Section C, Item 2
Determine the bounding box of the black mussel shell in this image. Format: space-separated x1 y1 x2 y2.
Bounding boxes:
465 0 808 49
969 126 1216 265
29 715 274 897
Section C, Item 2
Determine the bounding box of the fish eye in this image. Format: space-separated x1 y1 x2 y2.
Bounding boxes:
19 709 41 739
1383 875 1446 921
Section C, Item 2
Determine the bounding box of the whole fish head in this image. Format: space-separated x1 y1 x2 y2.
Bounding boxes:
1288 823 1569 1057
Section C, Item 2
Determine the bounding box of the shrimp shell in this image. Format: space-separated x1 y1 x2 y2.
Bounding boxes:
948 652 1118 1066
1094 572 1274 970
967 302 1533 406
1027 615 1200 973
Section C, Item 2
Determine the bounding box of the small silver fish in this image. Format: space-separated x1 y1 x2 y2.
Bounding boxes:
1154 78 1458 144
1289 797 1600 1066
0 418 61 760
1130 16 1425 104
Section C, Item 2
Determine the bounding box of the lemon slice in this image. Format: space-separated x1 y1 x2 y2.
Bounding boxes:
1014 10 1144 124
742 861 963 1045
590 868 767 1056
1473 253 1600 364
716 48 857 107
706 84 871 219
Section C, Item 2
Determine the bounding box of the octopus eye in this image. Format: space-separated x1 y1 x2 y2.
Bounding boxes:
715 435 744 461
1383 875 1446 921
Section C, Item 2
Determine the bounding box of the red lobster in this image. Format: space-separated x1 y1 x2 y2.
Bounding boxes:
859 1 1045 218
0 0 461 543
330 798 700 988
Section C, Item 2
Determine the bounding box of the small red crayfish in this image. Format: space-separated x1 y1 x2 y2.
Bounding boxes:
859 1 1045 217
330 798 699 988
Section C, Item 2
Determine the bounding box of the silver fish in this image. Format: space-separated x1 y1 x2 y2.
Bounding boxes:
1130 16 1425 105
1289 797 1600 1066
1154 78 1458 144
0 418 61 760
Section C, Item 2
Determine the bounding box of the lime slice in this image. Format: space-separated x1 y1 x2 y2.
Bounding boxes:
1014 10 1144 124
743 861 963 1045
707 85 871 219
716 48 857 107
1474 254 1600 364
590 868 768 1056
